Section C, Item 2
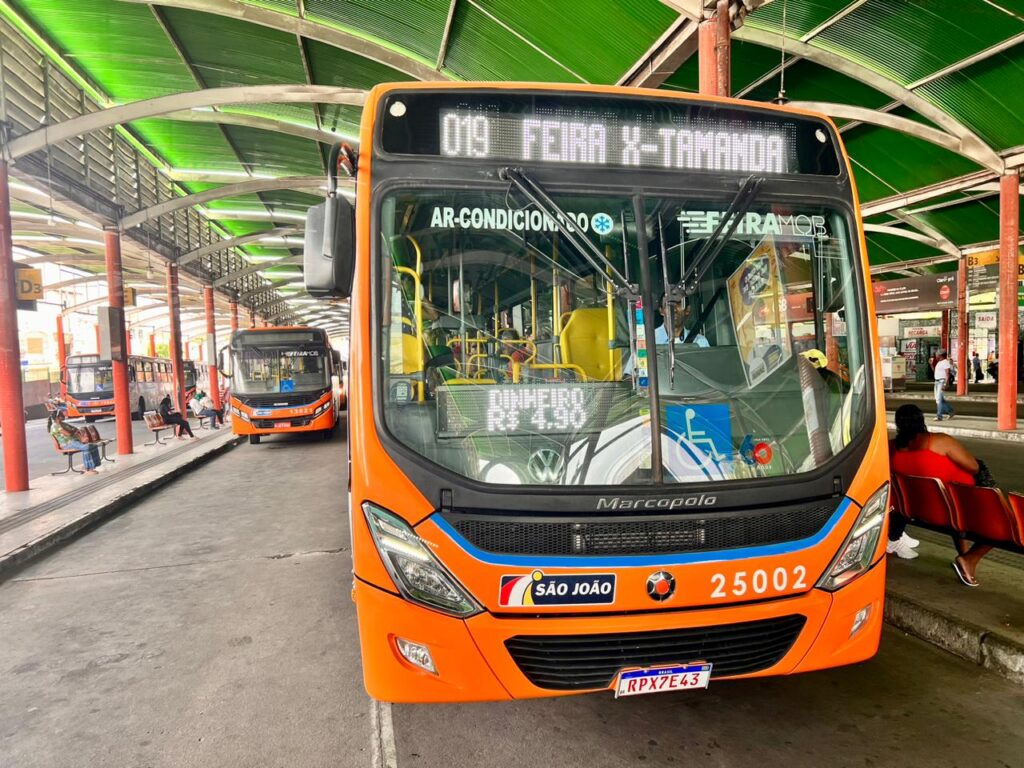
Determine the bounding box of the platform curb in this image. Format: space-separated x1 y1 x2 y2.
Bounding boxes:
885 419 1024 443
884 591 1024 686
0 435 243 582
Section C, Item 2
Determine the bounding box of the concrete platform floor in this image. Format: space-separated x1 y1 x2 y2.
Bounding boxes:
2 426 1023 768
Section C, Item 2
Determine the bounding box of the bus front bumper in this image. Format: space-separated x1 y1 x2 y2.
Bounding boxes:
231 407 335 435
353 559 885 703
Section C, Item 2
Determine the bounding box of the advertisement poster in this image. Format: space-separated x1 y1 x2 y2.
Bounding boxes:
871 273 957 313
727 237 792 387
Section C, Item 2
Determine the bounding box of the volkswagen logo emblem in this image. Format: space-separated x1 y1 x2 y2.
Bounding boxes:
527 448 565 483
646 571 675 601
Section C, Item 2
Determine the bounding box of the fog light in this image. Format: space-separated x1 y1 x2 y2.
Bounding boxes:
396 637 437 674
850 605 872 638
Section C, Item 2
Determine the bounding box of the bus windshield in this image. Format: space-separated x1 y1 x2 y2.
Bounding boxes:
378 187 870 487
231 345 330 395
67 363 114 395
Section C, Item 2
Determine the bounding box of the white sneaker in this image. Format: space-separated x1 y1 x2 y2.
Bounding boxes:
901 531 920 548
887 538 919 559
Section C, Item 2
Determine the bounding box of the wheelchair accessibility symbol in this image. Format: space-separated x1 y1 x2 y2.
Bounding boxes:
591 212 614 235
665 404 733 473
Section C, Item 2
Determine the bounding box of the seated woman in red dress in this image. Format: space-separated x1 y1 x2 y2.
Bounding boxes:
890 404 990 587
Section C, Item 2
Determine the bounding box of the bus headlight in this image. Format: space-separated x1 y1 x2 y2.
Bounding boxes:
363 503 481 618
817 484 888 592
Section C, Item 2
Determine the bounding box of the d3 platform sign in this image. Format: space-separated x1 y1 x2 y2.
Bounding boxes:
16 267 42 310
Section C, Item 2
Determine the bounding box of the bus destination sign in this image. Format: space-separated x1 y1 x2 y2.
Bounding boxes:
379 91 840 176
439 110 790 174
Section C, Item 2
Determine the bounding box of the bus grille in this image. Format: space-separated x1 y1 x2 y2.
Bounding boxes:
444 501 836 557
505 614 806 691
235 391 326 408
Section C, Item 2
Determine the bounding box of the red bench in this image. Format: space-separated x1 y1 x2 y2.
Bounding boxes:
143 412 174 445
49 434 115 475
892 472 1024 553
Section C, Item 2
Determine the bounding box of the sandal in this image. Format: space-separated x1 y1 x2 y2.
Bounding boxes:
952 557 979 588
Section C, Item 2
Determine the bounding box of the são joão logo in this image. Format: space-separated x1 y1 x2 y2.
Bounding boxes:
499 570 616 607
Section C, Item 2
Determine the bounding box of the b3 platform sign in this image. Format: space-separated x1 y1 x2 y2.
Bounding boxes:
727 236 792 388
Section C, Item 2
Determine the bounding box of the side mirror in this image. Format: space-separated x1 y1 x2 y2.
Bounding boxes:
217 346 234 379
304 195 355 299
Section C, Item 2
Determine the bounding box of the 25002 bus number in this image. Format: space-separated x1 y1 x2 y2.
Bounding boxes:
710 566 808 599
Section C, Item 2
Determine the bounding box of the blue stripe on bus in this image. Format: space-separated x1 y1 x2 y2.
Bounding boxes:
430 498 854 568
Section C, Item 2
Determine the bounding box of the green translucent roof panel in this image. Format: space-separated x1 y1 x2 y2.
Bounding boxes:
745 0 851 39
865 231 943 265
220 125 323 177
160 7 308 87
915 198 1002 246
443 1 579 82
10 0 196 100
129 119 243 173
468 0 677 85
917 48 1024 151
842 125 981 201
304 0 450 64
742 58 893 109
812 0 1024 87
662 40 780 94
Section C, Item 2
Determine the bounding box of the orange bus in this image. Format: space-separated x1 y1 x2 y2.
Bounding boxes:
224 326 341 444
63 353 175 421
305 83 887 703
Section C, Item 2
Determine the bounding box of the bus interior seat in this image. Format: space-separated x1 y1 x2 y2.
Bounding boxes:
559 307 621 381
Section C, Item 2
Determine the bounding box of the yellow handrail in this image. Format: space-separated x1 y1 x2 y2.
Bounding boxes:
396 235 424 402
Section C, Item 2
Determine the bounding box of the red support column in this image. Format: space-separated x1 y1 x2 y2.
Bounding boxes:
94 323 101 353
956 257 969 396
248 308 256 329
0 159 29 491
166 263 186 414
940 310 950 354
205 286 222 411
229 299 239 333
104 229 133 455
125 328 133 357
698 0 731 97
56 313 67 374
148 333 156 358
998 172 1019 431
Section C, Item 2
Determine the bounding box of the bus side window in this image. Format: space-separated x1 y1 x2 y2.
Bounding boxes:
128 366 136 383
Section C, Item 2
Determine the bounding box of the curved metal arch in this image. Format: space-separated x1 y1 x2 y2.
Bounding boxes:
786 101 994 171
863 223 959 255
120 176 326 231
214 255 302 288
733 27 1003 173
161 110 352 146
116 0 440 80
7 85 366 160
178 227 301 266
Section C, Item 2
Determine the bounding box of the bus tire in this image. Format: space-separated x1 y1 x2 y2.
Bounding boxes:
322 428 333 441
249 434 260 445
84 415 97 423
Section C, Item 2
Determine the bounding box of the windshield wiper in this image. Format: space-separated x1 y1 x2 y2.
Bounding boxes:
499 167 638 299
673 175 765 298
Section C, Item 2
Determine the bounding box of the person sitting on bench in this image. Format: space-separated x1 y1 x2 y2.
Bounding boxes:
159 394 195 439
889 404 990 587
189 390 224 429
48 409 100 475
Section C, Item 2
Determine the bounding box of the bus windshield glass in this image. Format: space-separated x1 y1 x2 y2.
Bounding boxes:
378 187 870 487
231 334 330 395
67 363 114 395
